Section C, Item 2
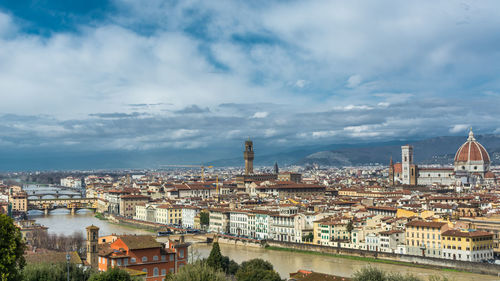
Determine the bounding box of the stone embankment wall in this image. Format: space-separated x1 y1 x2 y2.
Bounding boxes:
266 240 500 276
216 235 262 248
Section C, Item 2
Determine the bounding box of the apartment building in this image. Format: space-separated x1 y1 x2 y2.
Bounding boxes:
442 229 494 262
405 220 450 258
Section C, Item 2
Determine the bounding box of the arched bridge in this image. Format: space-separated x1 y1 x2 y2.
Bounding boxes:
28 193 82 200
28 198 97 215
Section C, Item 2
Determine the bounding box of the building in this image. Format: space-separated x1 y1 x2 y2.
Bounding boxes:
208 208 230 234
229 210 249 237
441 229 494 262
379 230 405 253
389 129 493 186
255 181 325 198
181 207 200 229
87 225 99 268
454 129 492 185
119 195 150 218
60 177 82 188
460 215 500 258
15 220 48 246
277 172 302 183
244 139 254 175
156 205 182 225
313 216 349 245
9 191 27 213
405 220 450 258
97 235 190 281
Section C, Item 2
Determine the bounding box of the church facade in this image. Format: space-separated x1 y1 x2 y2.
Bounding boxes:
389 130 496 187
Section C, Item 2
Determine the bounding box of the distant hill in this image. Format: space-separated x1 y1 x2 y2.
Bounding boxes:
297 134 500 167
208 140 414 167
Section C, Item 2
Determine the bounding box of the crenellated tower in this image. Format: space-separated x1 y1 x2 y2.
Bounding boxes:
244 139 254 175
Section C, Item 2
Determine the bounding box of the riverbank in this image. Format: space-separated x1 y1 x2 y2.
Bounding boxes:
265 240 500 277
265 246 463 273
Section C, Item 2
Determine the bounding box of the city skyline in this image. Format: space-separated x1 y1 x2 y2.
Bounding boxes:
1 1 500 169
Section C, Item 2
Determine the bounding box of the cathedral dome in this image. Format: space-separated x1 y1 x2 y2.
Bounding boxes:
454 130 490 164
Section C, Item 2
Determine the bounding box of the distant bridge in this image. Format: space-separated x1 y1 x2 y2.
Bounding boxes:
27 193 82 200
28 198 97 215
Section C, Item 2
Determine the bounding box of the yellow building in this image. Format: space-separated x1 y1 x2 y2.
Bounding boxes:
405 220 450 258
313 216 349 245
9 191 28 213
396 209 434 219
156 204 182 225
442 229 494 262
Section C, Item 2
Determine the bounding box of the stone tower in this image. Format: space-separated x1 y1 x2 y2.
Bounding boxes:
401 145 417 185
86 225 99 268
274 161 279 174
388 157 394 186
244 139 254 175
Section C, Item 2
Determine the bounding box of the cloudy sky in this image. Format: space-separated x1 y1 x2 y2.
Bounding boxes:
1 0 500 169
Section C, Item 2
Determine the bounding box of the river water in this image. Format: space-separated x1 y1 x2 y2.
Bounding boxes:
28 211 498 281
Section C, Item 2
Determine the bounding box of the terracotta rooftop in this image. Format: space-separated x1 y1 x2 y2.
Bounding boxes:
117 235 162 250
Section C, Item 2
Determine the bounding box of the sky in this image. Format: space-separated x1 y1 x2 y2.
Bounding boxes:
1 0 500 170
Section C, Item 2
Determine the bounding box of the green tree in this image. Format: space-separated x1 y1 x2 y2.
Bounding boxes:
200 212 209 227
88 268 136 281
22 262 95 281
346 220 354 241
168 261 227 281
206 242 224 271
302 233 314 243
353 267 423 281
235 259 281 281
0 213 26 281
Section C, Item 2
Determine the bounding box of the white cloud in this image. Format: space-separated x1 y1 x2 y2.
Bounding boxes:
294 79 309 88
449 124 470 134
251 112 269 119
346 74 362 88
312 130 337 138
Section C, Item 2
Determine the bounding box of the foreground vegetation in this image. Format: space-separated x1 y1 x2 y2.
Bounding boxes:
353 267 452 281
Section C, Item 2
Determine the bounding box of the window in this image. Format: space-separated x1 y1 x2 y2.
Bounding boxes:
117 259 122 266
169 255 174 262
154 267 159 276
153 255 159 261
161 255 166 261
131 257 136 263
142 268 148 273
161 269 166 276
142 256 147 262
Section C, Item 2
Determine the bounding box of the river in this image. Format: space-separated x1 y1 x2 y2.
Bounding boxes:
29 212 498 281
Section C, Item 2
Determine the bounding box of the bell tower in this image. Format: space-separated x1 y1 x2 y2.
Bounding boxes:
86 225 99 268
244 139 254 175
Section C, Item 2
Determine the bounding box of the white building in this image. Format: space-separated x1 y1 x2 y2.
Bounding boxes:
229 211 249 237
60 177 82 188
182 207 200 229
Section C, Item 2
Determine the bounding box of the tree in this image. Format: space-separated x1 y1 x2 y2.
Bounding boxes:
206 242 224 271
0 213 26 281
346 220 354 241
22 262 96 281
200 212 209 227
353 267 422 281
235 259 281 281
168 261 227 281
88 268 136 281
302 233 314 243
